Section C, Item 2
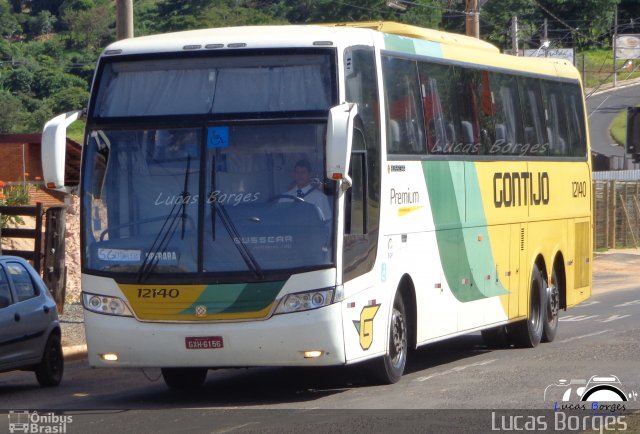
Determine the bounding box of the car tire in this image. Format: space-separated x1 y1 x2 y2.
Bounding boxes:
35 333 64 387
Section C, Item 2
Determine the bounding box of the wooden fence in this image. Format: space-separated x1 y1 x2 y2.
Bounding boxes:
0 204 67 309
593 180 640 250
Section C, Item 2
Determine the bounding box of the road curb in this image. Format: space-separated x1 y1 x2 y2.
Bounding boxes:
63 344 87 362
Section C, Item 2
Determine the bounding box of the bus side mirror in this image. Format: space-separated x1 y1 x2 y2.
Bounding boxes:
42 110 82 192
626 106 640 163
326 103 358 191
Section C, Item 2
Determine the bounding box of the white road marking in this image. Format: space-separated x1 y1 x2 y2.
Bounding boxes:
213 422 260 433
574 300 601 308
588 95 610 118
597 314 631 323
615 300 640 308
558 329 613 343
414 358 497 383
559 315 600 322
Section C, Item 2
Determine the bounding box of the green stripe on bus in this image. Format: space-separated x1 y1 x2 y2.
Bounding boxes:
179 281 285 315
383 34 442 58
423 161 508 302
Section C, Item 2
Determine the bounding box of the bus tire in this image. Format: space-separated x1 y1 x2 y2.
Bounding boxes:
481 325 510 348
161 368 208 389
511 264 545 348
368 294 408 384
542 267 560 342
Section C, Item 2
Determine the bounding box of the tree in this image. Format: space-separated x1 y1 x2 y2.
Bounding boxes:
26 10 57 36
30 0 63 16
5 66 34 94
62 3 113 48
49 85 88 112
0 90 23 133
479 0 539 50
155 0 210 32
0 0 20 37
31 67 86 99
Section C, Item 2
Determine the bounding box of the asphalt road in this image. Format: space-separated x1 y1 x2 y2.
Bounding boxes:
1 256 639 433
587 81 640 157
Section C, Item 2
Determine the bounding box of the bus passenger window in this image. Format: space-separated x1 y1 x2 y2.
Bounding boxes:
518 77 548 156
382 56 425 155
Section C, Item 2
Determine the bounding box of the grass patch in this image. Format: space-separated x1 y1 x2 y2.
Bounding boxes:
610 105 640 147
577 49 640 89
610 109 627 146
67 120 85 144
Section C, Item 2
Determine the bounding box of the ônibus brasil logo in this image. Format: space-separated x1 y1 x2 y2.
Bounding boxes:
7 411 73 433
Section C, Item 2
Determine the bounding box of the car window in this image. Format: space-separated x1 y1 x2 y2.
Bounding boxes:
6 262 39 302
0 266 13 308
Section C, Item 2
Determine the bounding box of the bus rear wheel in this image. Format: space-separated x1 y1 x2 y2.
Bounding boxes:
368 294 407 384
511 264 545 348
542 267 560 342
161 368 208 389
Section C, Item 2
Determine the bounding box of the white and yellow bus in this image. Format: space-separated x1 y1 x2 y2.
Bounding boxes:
42 22 591 387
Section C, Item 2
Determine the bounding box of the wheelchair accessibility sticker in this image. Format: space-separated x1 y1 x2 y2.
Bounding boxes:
207 127 229 148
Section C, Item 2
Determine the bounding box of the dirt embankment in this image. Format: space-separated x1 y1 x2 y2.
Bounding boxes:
592 249 640 293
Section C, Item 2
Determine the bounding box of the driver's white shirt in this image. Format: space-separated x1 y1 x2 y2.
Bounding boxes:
283 185 332 221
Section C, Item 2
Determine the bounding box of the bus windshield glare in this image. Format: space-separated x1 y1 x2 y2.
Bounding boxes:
92 53 332 117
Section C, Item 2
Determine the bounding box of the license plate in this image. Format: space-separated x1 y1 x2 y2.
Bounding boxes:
185 336 223 349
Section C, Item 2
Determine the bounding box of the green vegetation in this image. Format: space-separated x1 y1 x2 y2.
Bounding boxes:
67 119 84 143
579 49 640 90
0 180 31 228
1 0 639 137
610 105 640 146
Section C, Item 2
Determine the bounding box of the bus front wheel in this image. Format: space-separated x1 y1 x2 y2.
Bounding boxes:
161 367 208 389
511 264 545 348
368 294 407 384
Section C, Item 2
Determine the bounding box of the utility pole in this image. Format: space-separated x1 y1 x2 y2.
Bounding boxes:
543 18 548 57
465 0 479 38
116 0 134 40
613 4 618 87
511 16 518 55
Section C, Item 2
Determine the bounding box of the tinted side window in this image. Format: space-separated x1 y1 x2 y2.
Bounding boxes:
518 77 549 156
564 84 587 157
418 61 453 153
542 80 569 156
6 263 38 302
490 72 525 156
542 80 586 157
383 56 425 154
0 266 13 308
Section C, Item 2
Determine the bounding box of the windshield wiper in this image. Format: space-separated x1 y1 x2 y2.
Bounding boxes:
213 201 263 280
209 154 263 279
137 156 191 283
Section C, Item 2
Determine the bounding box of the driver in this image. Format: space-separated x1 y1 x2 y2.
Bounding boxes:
282 159 331 221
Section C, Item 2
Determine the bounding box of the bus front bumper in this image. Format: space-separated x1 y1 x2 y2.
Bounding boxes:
84 304 346 368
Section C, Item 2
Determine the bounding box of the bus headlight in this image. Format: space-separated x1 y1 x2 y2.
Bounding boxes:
274 288 334 314
82 292 133 317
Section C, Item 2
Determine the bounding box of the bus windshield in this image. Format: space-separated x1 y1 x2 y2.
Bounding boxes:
82 123 335 278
